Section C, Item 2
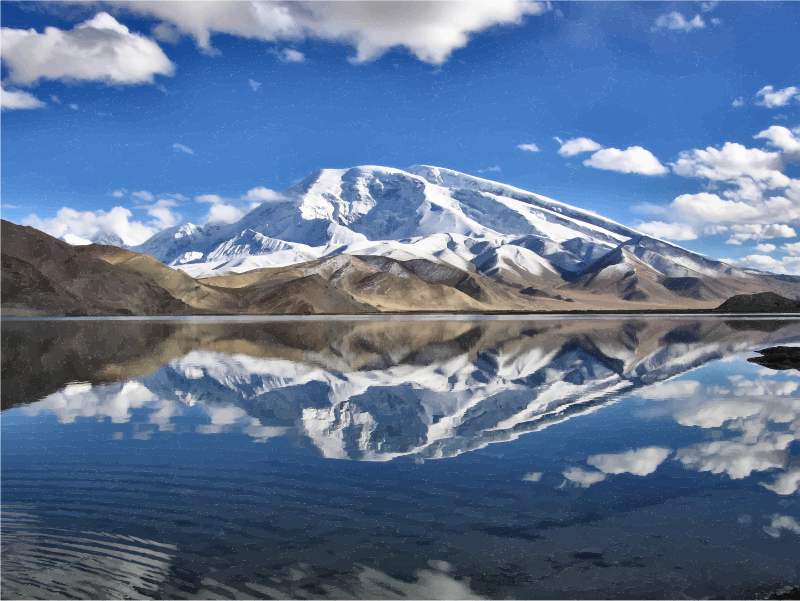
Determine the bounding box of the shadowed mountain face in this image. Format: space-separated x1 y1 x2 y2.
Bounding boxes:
5 317 799 461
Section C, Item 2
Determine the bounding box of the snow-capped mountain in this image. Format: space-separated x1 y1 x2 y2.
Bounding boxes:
126 165 800 306
130 165 648 278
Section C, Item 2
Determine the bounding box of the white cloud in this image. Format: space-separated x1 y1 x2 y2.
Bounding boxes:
279 48 305 63
517 143 540 152
172 143 194 155
639 380 700 400
112 0 550 65
755 86 799 109
761 467 800 496
587 447 671 476
196 194 246 224
557 137 602 157
703 224 729 235
677 437 791 479
731 254 784 272
637 221 696 241
670 143 786 188
131 190 155 202
755 125 800 162
755 243 777 252
0 12 175 86
50 94 61 105
111 188 128 198
142 198 181 229
244 186 286 202
700 1 718 12
249 79 262 91
781 241 800 255
584 146 668 175
207 204 244 223
522 472 542 482
732 97 744 108
62 233 93 245
653 12 705 32
22 206 158 246
727 223 797 242
764 515 800 538
563 467 606 488
69 104 79 110
710 17 721 25
0 87 46 110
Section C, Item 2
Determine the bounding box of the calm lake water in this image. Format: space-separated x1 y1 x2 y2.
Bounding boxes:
2 316 800 600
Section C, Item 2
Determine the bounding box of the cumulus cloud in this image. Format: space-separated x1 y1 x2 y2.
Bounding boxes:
584 146 668 175
587 447 671 476
1 87 46 110
756 86 799 109
196 194 245 224
637 221 697 241
677 437 792 479
562 467 606 488
755 243 777 252
761 467 800 496
0 12 175 86
764 515 800 538
279 48 305 63
111 0 550 65
670 142 786 188
522 472 542 482
725 254 800 274
22 206 158 246
111 188 128 198
653 12 705 32
781 241 800 255
243 186 287 202
172 143 194 155
517 142 540 152
726 223 797 243
557 137 602 157
249 79 262 91
732 97 744 108
754 125 800 162
142 198 181 229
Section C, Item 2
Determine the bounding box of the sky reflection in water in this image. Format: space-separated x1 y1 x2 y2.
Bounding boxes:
2 317 800 599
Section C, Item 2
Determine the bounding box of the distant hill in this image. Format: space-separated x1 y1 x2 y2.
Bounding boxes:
716 292 800 313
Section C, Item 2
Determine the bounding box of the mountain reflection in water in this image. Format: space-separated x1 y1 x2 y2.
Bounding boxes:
2 316 800 599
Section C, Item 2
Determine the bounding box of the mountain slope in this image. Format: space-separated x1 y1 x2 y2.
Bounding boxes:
128 165 800 308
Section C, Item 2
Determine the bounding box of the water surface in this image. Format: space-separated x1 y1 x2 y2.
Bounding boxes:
2 316 800 599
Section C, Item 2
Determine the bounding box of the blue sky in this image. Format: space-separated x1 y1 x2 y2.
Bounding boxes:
2 1 799 271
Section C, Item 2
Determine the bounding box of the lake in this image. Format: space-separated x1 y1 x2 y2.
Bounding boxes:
2 316 800 600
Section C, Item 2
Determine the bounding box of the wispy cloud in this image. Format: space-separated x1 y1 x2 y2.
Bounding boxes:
172 143 194 155
1 86 45 110
249 79 262 91
517 143 539 152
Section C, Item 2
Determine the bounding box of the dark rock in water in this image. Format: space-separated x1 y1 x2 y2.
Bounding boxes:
716 292 800 313
768 585 800 600
747 346 800 371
